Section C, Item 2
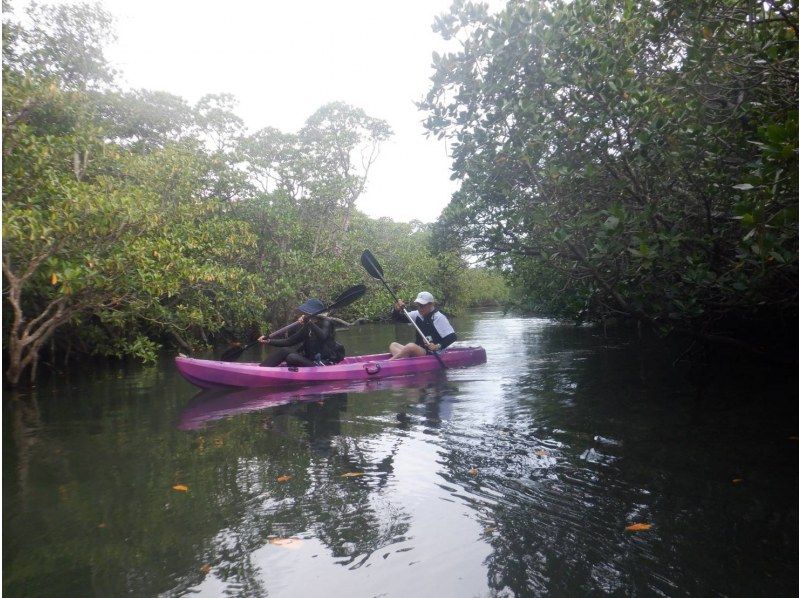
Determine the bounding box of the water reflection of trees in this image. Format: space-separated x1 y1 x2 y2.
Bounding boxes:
434 323 798 596
172 391 418 593
3 374 459 596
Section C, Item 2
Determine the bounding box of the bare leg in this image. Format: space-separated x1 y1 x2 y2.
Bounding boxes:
389 342 405 358
388 343 428 360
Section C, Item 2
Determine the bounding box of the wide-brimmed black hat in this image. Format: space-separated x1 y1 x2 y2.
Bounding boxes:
297 298 325 315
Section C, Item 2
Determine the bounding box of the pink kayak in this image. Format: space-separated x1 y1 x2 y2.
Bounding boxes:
175 346 487 389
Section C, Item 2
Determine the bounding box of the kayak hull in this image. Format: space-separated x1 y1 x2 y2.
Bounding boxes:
175 346 487 389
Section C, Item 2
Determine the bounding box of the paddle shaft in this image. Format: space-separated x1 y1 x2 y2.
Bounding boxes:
268 320 303 339
268 315 329 339
220 339 259 361
268 286 364 338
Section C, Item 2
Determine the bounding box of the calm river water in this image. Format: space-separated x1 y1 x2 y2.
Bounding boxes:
3 311 797 597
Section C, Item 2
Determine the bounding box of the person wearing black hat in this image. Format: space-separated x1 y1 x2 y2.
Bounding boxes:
257 298 345 367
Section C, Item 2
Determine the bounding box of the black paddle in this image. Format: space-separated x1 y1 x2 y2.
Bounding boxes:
360 249 446 369
220 284 366 362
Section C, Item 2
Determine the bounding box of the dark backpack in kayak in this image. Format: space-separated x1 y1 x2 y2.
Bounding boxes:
325 340 346 364
304 321 345 364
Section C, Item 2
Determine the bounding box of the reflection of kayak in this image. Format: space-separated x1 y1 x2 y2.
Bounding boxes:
175 346 486 389
177 370 447 430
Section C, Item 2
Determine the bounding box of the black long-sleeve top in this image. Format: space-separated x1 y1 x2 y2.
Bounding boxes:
267 318 340 360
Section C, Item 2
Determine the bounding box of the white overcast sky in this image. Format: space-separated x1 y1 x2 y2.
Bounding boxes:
17 0 468 223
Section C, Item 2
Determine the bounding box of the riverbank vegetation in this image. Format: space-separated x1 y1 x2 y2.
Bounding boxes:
2 2 508 385
5 0 795 385
422 0 797 360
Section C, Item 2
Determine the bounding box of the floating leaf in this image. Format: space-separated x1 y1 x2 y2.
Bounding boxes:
97 523 107 529
340 472 364 478
468 467 478 476
276 475 291 483
625 523 652 531
200 564 212 574
172 484 189 492
534 450 549 457
268 536 302 548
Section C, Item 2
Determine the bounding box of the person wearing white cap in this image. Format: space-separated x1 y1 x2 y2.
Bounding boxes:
388 291 457 360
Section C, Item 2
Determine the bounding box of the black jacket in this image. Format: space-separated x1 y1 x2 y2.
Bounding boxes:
268 319 345 363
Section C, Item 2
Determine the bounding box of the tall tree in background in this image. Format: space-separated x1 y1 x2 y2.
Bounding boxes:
299 102 393 254
241 102 392 256
422 0 797 354
3 0 116 91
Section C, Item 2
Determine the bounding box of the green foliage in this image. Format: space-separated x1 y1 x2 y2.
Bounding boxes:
422 0 798 346
458 267 510 308
2 2 494 385
4 1 116 90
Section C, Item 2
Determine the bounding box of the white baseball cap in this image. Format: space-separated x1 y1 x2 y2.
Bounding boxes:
413 291 435 305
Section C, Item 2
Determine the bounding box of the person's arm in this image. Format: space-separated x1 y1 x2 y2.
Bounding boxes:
263 322 307 347
435 332 457 350
430 313 457 350
392 302 419 324
390 300 409 322
268 319 303 339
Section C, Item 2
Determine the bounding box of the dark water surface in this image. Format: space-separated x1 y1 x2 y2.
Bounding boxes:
3 311 797 597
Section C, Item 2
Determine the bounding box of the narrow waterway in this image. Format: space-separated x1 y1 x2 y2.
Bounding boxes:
3 311 797 597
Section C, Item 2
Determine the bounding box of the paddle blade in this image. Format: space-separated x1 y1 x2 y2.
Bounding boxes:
360 250 384 280
220 340 257 362
325 284 366 313
220 344 246 362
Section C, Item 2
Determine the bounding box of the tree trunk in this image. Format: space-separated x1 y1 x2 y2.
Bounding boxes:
169 330 193 353
5 307 70 386
3 255 73 386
